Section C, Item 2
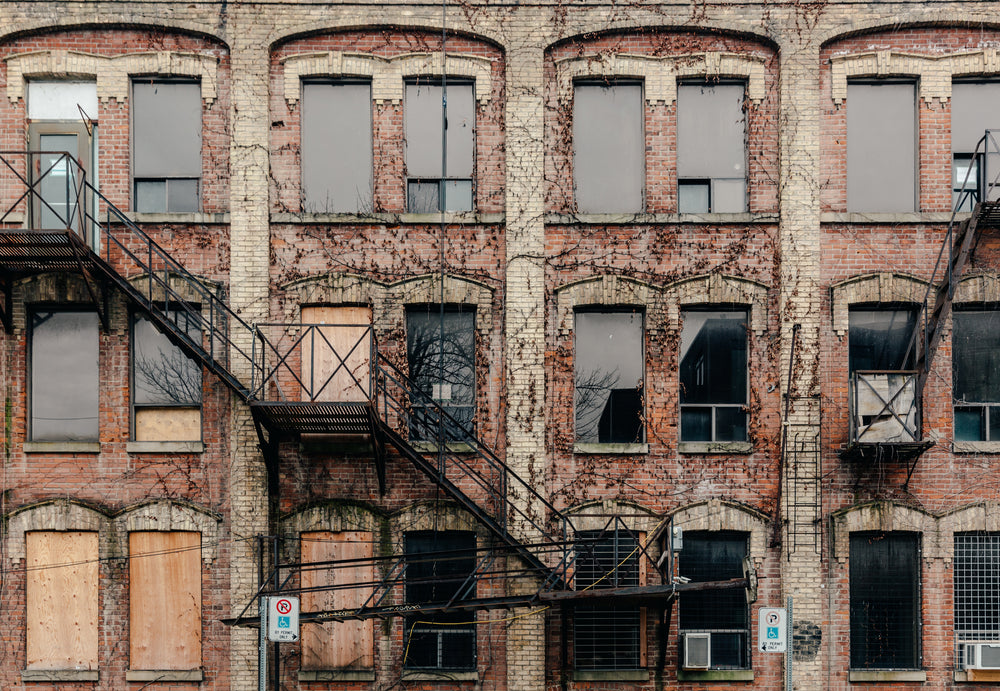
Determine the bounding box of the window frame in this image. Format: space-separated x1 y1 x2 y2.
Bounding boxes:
28 307 100 442
950 80 1000 210
952 306 1000 442
130 77 202 214
573 307 645 446
953 531 1000 670
404 78 475 213
676 80 748 213
572 79 645 214
849 531 921 670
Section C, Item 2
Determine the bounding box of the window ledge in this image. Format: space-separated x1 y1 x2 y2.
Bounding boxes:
574 442 649 455
678 669 754 682
956 669 1000 683
22 669 99 682
848 670 926 682
547 212 778 225
952 441 1000 454
822 211 963 224
23 441 100 454
126 669 204 682
127 441 205 454
299 670 376 682
678 441 752 454
401 671 478 682
126 212 230 224
271 211 504 225
411 441 476 454
573 670 650 682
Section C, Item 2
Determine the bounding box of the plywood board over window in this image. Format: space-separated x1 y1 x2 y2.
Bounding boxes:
26 531 99 670
300 306 372 402
300 531 375 670
129 531 201 670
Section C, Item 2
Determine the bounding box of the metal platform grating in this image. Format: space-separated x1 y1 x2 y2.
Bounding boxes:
250 401 375 436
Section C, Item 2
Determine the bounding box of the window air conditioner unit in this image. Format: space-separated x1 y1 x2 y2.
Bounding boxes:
683 632 711 670
966 641 1000 670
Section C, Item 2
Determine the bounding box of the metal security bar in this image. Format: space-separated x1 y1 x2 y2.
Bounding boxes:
954 532 1000 669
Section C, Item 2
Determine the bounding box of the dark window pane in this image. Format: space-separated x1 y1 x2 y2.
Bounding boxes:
954 532 1000 669
302 82 373 213
573 83 644 213
133 310 202 406
679 531 749 670
166 179 199 213
954 407 983 442
135 180 166 213
574 311 644 443
406 307 475 441
848 309 916 372
31 311 99 441
404 531 476 670
574 530 642 670
849 532 920 669
847 82 916 212
680 310 747 442
678 180 710 213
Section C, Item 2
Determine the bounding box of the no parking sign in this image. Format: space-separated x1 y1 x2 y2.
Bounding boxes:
267 596 300 642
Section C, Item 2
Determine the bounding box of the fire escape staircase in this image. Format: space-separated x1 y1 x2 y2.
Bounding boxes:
841 130 1000 474
0 150 693 617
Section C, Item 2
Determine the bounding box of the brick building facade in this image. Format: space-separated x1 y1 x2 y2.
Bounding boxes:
0 1 999 690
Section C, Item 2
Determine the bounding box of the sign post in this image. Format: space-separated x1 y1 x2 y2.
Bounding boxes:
267 596 300 643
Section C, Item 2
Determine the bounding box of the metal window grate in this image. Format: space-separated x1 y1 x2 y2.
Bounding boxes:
954 532 1000 668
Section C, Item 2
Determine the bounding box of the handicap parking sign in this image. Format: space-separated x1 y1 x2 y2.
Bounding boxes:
267 596 300 642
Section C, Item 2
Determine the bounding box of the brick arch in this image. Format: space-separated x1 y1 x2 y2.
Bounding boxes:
938 502 1000 562
831 501 939 561
554 274 659 339
5 499 110 565
268 22 506 54
662 273 768 335
390 273 495 334
954 271 1000 304
19 272 99 308
545 23 778 54
0 21 228 52
818 17 1000 50
830 272 929 336
116 499 221 564
668 499 768 567
563 499 662 536
281 501 386 563
281 273 388 319
127 272 223 305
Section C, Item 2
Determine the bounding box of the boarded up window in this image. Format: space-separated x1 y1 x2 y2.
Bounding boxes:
300 306 372 402
129 531 201 670
26 531 98 671
405 81 474 212
300 531 374 670
951 82 1000 208
302 81 373 213
573 82 644 213
847 82 916 212
574 310 644 444
30 310 99 441
677 83 746 212
132 80 201 213
132 308 202 442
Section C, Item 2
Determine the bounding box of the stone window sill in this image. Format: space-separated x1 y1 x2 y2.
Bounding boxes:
411 441 476 454
821 211 962 224
548 212 778 225
127 441 205 454
678 669 754 682
848 670 926 682
299 670 376 682
678 441 753 454
573 670 650 682
401 670 478 682
23 441 100 454
952 441 1000 454
126 669 204 682
574 442 649 455
271 211 503 225
956 669 1000 683
22 669 99 682
127 212 229 224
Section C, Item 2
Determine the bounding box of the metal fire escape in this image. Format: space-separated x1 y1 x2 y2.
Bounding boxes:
0 150 727 622
841 130 1000 477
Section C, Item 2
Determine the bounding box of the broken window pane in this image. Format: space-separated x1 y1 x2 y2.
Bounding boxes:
680 310 747 442
953 309 1000 441
679 531 750 669
573 82 644 213
404 531 476 670
677 83 746 212
302 81 373 213
405 81 474 212
847 82 916 212
574 529 642 670
30 310 99 441
406 306 475 442
132 80 201 212
574 310 644 444
850 532 920 669
848 308 916 372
